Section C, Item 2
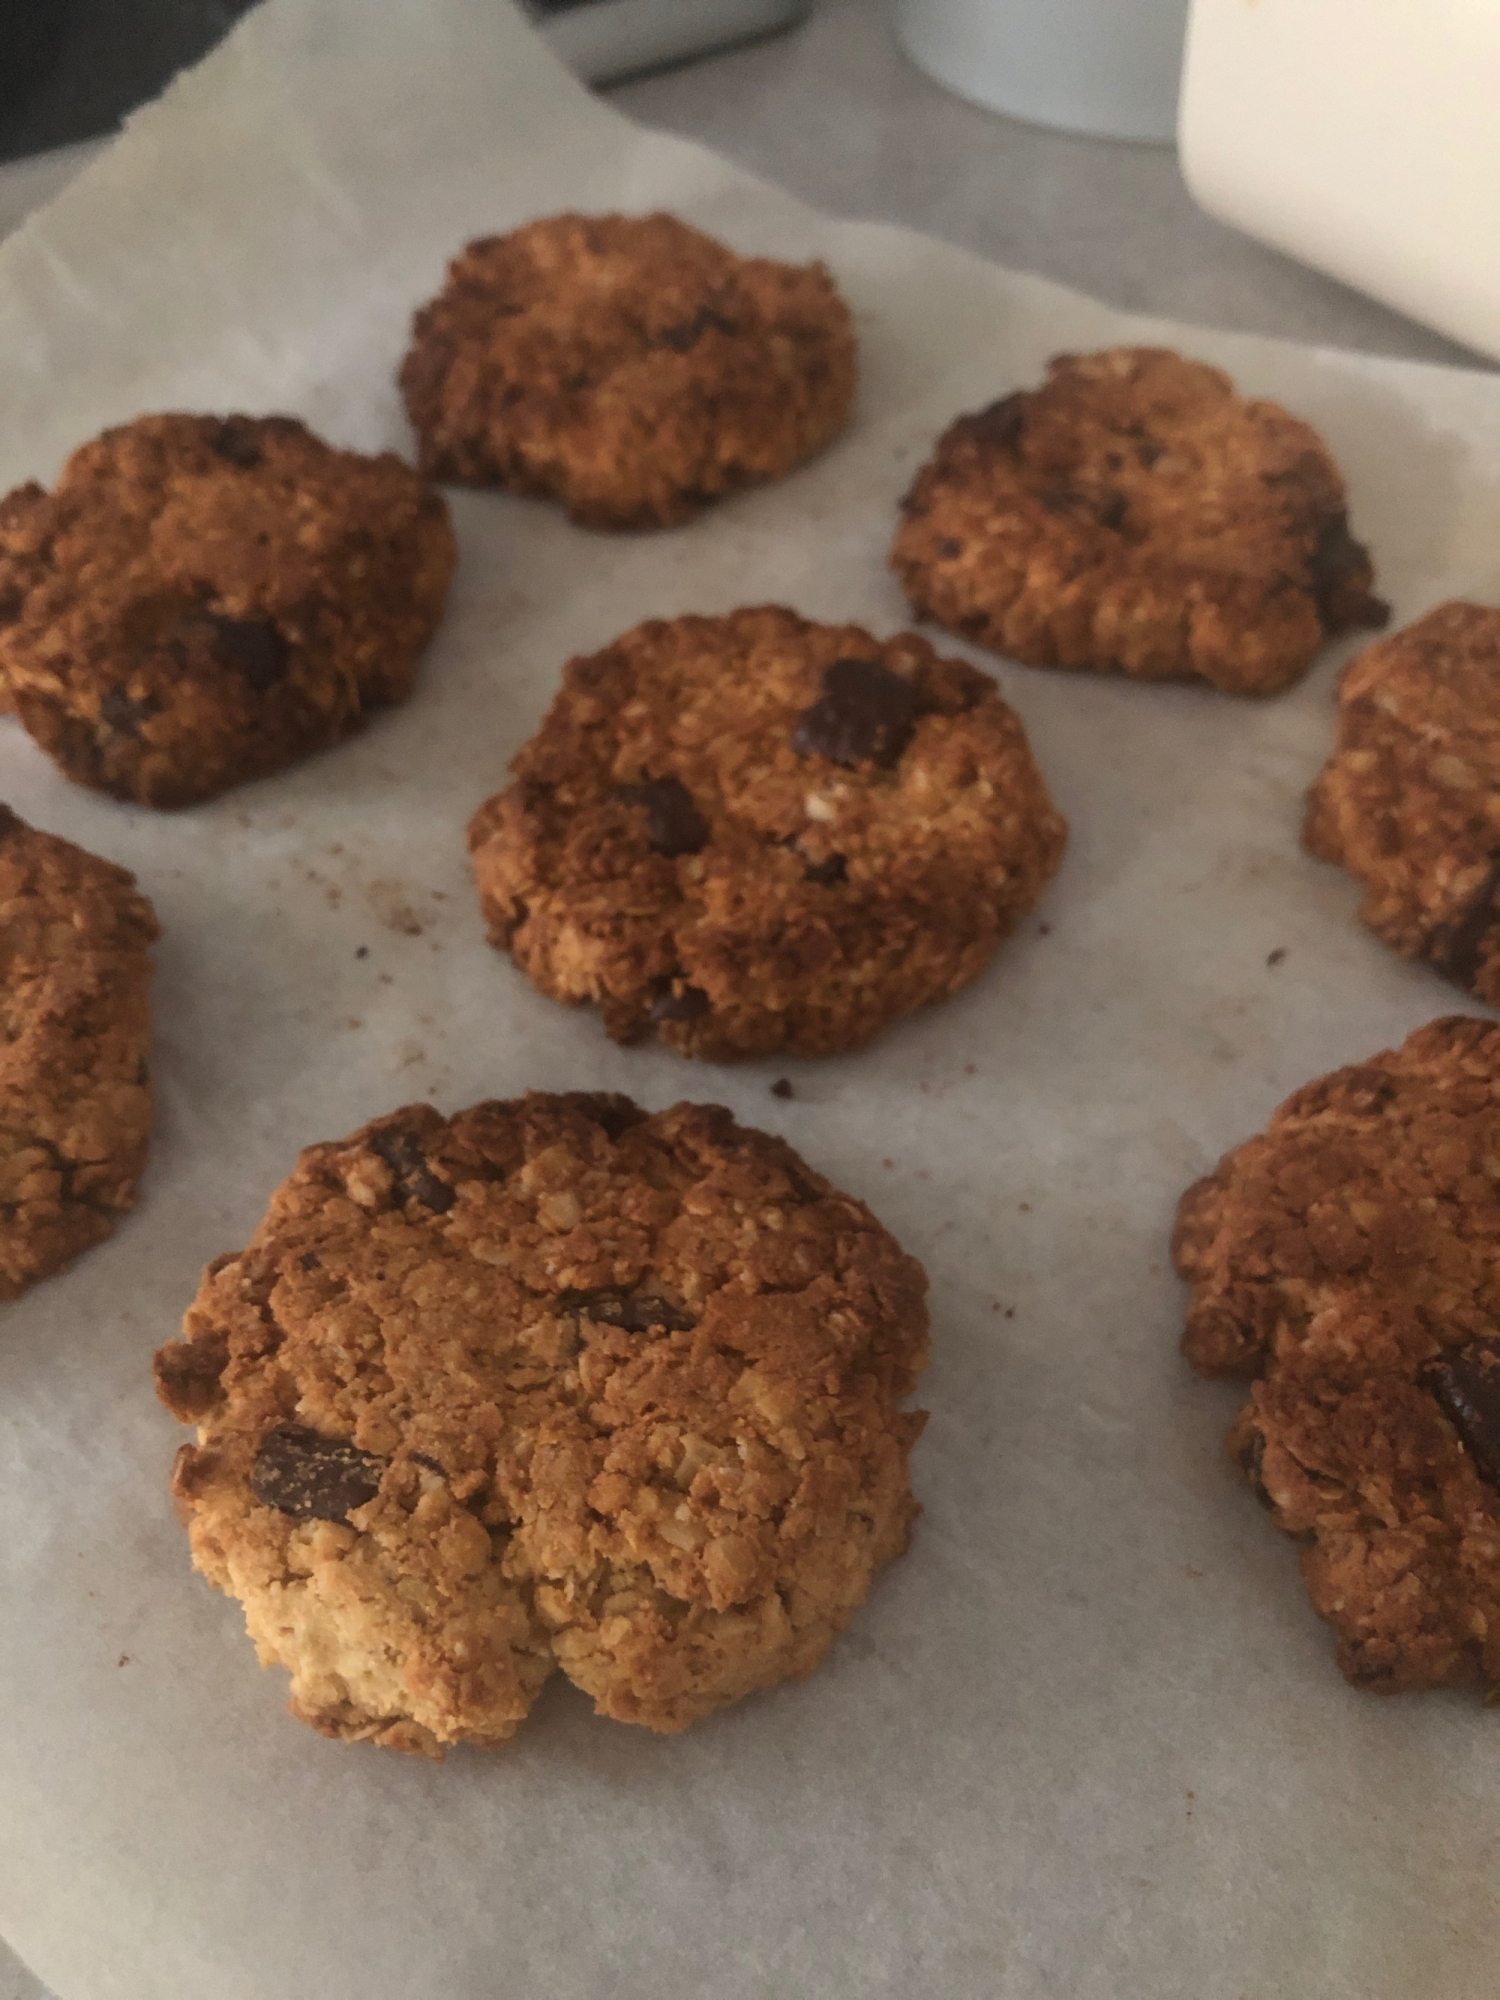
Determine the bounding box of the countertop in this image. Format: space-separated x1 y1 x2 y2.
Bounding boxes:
0 3 1489 1996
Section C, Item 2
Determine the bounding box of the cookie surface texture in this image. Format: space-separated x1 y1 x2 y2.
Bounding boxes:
892 346 1387 695
0 414 456 807
0 805 158 1298
1174 1017 1500 1696
399 212 856 528
1304 603 1500 1003
154 1093 929 1754
466 606 1067 1059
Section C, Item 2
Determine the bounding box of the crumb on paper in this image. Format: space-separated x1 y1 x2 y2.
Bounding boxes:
367 879 425 936
771 1078 794 1099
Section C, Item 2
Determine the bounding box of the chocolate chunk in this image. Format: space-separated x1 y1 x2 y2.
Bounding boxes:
962 392 1027 452
209 419 264 469
297 1251 323 1271
658 306 739 353
1308 515 1387 631
578 1093 645 1142
99 687 159 738
205 614 290 692
1432 858 1500 991
1426 1342 1500 1487
793 658 920 770
134 1057 149 1084
560 1289 696 1333
650 981 710 1023
1096 491 1128 532
771 1078 795 1100
616 776 709 857
803 851 847 886
369 1126 457 1213
165 610 290 692
250 1422 385 1521
0 805 21 840
410 1451 447 1475
937 537 963 559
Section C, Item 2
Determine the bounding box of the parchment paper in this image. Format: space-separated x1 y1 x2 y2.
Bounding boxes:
3 5 1500 1995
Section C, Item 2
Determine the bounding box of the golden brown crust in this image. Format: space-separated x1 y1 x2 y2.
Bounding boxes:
0 414 456 808
892 347 1386 695
1174 1018 1500 1694
465 606 1067 1059
1303 603 1500 1002
154 1093 929 1753
0 804 158 1298
399 212 856 528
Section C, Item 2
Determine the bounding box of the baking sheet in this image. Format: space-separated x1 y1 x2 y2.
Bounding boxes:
3 3 1500 1995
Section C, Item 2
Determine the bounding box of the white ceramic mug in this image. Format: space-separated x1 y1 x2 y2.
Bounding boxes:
894 0 1191 145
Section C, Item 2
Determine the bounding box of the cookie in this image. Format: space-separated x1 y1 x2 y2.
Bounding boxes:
1304 603 1500 1004
892 346 1387 695
154 1092 928 1754
0 414 456 808
399 212 856 529
466 606 1066 1060
0 804 158 1298
1174 1017 1500 1696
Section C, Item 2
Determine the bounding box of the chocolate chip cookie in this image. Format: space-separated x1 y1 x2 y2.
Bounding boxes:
466 606 1066 1060
154 1092 928 1754
0 804 158 1298
399 212 856 529
1303 603 1500 1003
1175 1017 1500 1696
0 414 456 808
892 347 1387 695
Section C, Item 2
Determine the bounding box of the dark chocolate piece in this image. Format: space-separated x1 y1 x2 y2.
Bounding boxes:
204 615 290 692
209 420 264 469
249 1422 385 1521
1426 1341 1500 1488
803 852 847 886
99 687 159 738
650 981 710 1023
962 392 1027 452
792 657 919 770
369 1126 457 1213
616 776 709 857
560 1289 696 1333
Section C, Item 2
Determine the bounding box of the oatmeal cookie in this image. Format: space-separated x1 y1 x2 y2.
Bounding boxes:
0 804 158 1298
892 346 1386 695
466 606 1066 1060
0 414 456 807
1304 603 1500 1004
399 212 856 528
154 1092 929 1754
1174 1017 1500 1695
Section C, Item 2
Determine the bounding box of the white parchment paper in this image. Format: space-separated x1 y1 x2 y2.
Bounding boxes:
3 5 1500 1995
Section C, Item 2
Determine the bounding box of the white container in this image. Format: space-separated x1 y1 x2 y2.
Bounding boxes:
894 0 1191 145
526 0 810 84
1179 0 1500 364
